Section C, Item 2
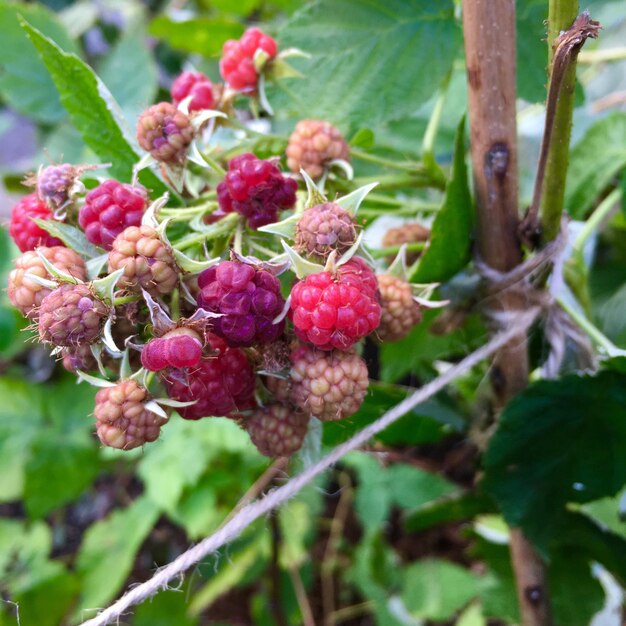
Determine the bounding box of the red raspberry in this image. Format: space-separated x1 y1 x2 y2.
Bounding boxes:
136 102 194 164
377 274 423 342
8 246 86 319
197 260 285 347
9 193 63 252
289 344 368 422
108 225 179 296
220 27 277 93
141 329 203 372
217 153 297 229
78 180 148 250
286 120 350 180
163 333 256 420
295 202 357 259
38 283 109 347
171 71 216 112
290 258 381 351
245 403 310 457
94 379 167 450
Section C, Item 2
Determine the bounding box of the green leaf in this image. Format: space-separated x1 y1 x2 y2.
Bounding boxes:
0 1 79 123
34 219 103 259
565 112 626 219
21 20 169 196
75 496 160 613
98 25 158 126
345 452 457 534
400 559 480 620
24 439 99 519
516 0 548 103
411 116 473 282
322 382 464 447
271 0 461 128
483 368 626 549
148 16 243 57
404 490 496 532
133 590 198 626
350 128 375 150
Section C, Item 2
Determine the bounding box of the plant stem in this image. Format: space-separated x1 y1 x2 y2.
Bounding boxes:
578 46 626 63
349 148 421 172
572 188 622 254
540 0 580 242
556 294 623 356
113 294 140 306
200 151 226 177
462 1 552 624
175 214 239 251
369 242 426 259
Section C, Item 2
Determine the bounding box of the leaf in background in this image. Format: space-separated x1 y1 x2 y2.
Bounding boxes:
24 439 99 519
565 112 626 219
516 0 548 103
483 368 626 548
0 1 79 123
380 311 486 383
411 117 474 282
148 16 243 57
0 378 46 501
21 20 169 196
99 25 158 126
322 382 464 447
133 589 198 626
400 559 481 620
271 0 461 128
345 452 457 534
75 496 160 613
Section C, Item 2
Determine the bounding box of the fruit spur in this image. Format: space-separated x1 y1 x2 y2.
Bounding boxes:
4 27 436 459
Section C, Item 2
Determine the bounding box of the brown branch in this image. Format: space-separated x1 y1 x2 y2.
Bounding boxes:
520 11 601 246
462 1 553 625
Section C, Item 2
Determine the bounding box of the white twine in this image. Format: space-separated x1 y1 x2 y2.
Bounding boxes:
78 309 540 626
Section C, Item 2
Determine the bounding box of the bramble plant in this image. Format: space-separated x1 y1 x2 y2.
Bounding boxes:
1 1 626 625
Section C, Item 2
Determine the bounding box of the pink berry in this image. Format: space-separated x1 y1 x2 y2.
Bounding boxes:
78 180 148 250
141 331 203 371
289 258 381 351
163 333 256 420
197 260 286 347
9 193 63 252
171 71 216 112
217 153 297 229
219 27 278 93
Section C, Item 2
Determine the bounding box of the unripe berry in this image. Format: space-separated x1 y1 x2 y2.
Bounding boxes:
61 344 98 373
141 329 203 372
377 274 422 342
295 202 357 259
382 223 430 265
108 225 179 296
286 120 349 180
245 403 310 457
9 193 63 252
137 102 194 164
197 260 286 347
171 71 216 112
8 246 86 319
94 379 167 450
289 344 368 421
78 180 148 250
35 163 81 210
217 153 297 229
163 333 256 420
38 283 109 347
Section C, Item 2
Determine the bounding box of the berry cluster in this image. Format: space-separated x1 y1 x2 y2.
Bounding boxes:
4 25 429 459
